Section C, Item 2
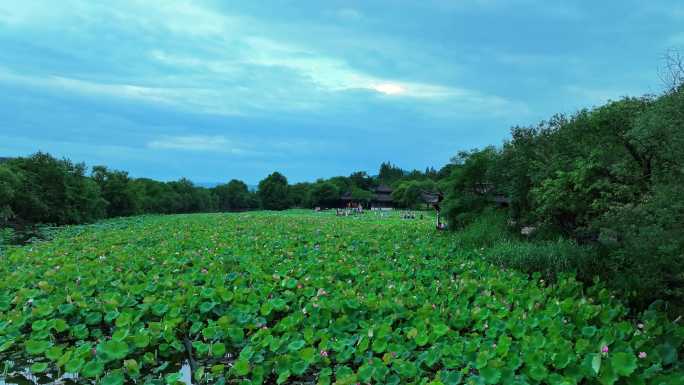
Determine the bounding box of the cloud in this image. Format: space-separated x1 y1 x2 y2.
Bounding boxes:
148 135 246 154
0 0 524 120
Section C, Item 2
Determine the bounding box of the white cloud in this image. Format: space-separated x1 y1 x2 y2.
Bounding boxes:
148 135 246 154
0 0 524 118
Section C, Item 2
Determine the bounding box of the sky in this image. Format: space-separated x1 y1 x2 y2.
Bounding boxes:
1 0 683 184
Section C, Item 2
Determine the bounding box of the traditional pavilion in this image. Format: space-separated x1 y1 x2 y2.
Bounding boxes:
370 185 393 209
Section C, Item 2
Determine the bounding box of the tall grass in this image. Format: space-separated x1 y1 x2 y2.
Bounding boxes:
453 208 595 282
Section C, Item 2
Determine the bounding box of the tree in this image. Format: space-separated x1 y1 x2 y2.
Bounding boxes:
659 48 684 91
443 146 502 228
0 165 20 225
214 179 252 211
92 166 139 217
309 182 340 208
378 162 404 184
349 171 374 190
288 182 311 208
167 178 217 213
258 172 290 210
392 179 436 208
130 178 177 214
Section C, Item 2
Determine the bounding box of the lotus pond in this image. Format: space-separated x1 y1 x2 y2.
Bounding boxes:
0 210 682 385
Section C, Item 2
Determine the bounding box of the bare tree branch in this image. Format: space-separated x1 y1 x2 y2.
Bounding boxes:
659 48 684 91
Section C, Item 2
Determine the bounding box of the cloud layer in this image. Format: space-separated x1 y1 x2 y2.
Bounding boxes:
1 0 681 183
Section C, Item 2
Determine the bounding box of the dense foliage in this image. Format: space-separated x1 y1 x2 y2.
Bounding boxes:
214 180 258 212
257 172 291 211
0 154 262 230
1 211 682 385
441 86 684 312
0 150 447 230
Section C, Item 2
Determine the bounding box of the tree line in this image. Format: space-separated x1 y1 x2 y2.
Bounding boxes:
0 155 448 230
441 77 684 311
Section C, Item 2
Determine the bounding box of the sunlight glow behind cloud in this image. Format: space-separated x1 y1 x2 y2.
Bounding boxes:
372 83 406 95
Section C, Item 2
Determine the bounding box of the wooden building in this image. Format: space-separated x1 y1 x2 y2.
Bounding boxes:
371 185 393 208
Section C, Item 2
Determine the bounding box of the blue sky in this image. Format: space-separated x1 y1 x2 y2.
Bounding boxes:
1 0 682 184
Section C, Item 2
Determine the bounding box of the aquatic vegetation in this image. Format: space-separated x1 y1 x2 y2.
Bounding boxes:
0 211 682 384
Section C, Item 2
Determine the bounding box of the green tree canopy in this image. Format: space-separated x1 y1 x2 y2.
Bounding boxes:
258 172 290 210
309 182 340 208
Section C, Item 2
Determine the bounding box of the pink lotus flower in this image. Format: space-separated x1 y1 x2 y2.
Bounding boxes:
320 350 328 357
638 352 647 359
601 346 609 354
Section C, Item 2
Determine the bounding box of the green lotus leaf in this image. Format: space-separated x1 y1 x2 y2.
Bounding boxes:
227 327 244 342
53 318 69 332
164 373 181 384
151 303 169 315
30 362 49 373
480 367 501 385
260 301 273 315
372 338 388 353
440 370 462 385
82 360 105 378
211 342 226 357
432 323 449 337
611 352 637 377
276 369 290 384
72 324 89 339
26 339 52 355
45 346 64 361
287 339 306 351
199 301 216 313
115 312 132 327
102 340 129 360
132 333 150 348
32 319 49 331
270 298 287 310
233 358 250 376
599 361 618 385
85 312 102 325
528 365 548 381
415 332 429 346
104 310 120 323
291 360 309 375
65 357 85 373
100 372 125 385
299 347 315 363
358 364 373 383
112 328 129 341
